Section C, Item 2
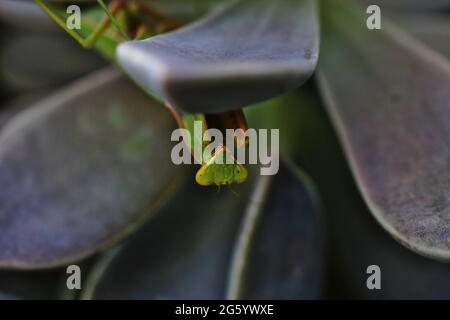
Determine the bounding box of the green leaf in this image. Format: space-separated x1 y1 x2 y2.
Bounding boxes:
244 87 322 160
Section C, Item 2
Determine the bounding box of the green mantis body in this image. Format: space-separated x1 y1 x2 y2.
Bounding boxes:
36 0 249 187
177 110 248 186
195 145 248 186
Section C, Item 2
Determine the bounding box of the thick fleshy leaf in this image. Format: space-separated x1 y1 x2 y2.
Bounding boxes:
83 161 324 299
318 0 450 260
246 83 450 298
227 162 324 299
296 92 450 299
0 68 186 269
117 0 320 113
328 187 450 299
264 87 450 299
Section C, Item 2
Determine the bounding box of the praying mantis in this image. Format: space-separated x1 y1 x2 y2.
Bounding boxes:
168 106 249 187
36 0 250 187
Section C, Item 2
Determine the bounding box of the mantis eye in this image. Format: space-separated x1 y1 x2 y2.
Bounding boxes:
234 165 248 184
195 164 214 186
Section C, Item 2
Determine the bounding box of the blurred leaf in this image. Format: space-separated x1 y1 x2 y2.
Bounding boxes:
302 91 450 300
318 0 450 260
0 67 187 269
393 13 450 59
0 0 58 32
83 161 325 299
246 83 450 298
0 269 63 300
245 87 322 160
0 33 105 93
287 94 450 299
0 255 100 300
0 90 54 128
363 0 450 11
328 182 450 300
149 0 236 20
83 176 251 299
117 0 320 113
305 92 450 300
227 162 325 299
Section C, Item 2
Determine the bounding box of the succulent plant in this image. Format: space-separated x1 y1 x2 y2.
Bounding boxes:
0 0 449 300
